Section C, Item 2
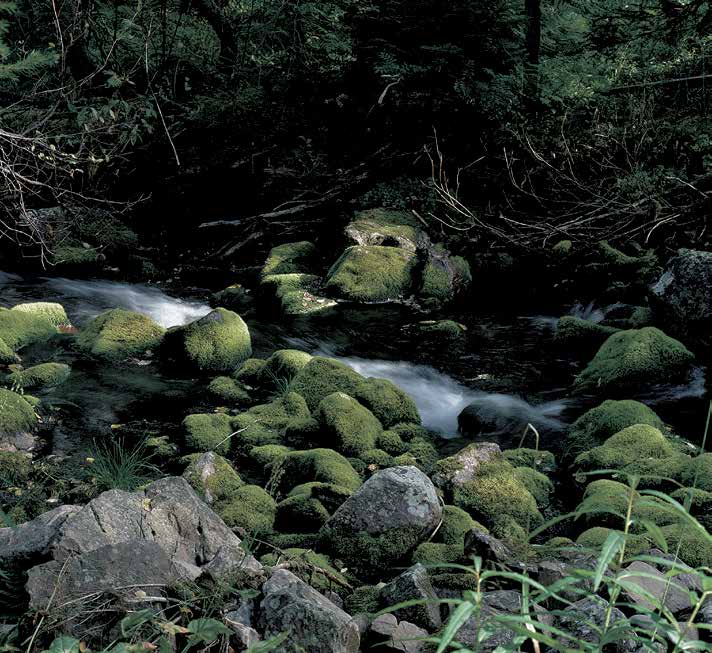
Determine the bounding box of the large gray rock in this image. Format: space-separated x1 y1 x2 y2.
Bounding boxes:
621 561 692 615
555 597 637 652
432 442 502 492
379 564 441 631
651 249 712 346
319 466 441 578
259 569 360 653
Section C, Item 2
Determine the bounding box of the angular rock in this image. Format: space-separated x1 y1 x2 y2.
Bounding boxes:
555 597 637 652
451 591 523 652
463 527 513 564
622 561 692 615
432 442 501 492
388 621 429 653
379 564 441 631
259 569 360 653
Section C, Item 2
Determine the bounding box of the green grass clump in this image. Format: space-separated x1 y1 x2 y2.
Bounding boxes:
90 438 160 491
262 241 318 277
182 452 244 506
219 484 276 534
7 362 71 390
207 376 251 403
0 388 37 434
182 413 233 455
0 307 56 352
573 327 694 394
11 302 70 327
354 377 420 428
324 245 416 302
574 424 674 470
76 308 165 361
315 392 383 456
271 448 362 494
290 357 364 411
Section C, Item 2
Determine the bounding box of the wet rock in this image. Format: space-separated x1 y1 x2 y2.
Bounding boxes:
379 564 441 631
259 569 360 653
319 466 441 578
463 528 513 564
432 442 501 492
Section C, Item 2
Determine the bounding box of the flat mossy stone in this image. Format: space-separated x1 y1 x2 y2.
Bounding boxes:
11 302 70 327
354 377 420 428
219 484 277 534
162 308 252 373
262 241 318 277
290 357 364 411
566 399 664 458
76 308 164 361
7 362 71 390
315 392 383 456
0 388 37 435
573 327 694 395
271 448 362 494
0 307 56 352
182 412 234 455
182 451 244 506
324 245 416 303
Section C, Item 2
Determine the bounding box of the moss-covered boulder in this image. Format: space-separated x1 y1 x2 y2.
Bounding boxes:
11 302 70 327
182 412 234 455
0 338 17 365
502 448 556 473
576 527 651 556
438 505 479 546
209 285 252 313
573 327 694 395
182 451 243 506
261 349 313 384
262 241 318 277
325 245 416 303
232 392 310 448
0 307 57 352
219 484 277 534
418 246 471 310
0 388 37 450
555 316 620 355
260 273 337 316
161 308 251 373
315 392 383 457
345 208 426 251
7 362 71 391
290 357 364 411
680 453 712 492
233 358 267 385
271 448 362 494
207 376 251 404
566 399 664 458
275 494 331 532
353 378 420 428
249 444 291 469
415 320 467 342
77 308 164 361
513 466 553 507
287 482 352 514
662 524 712 568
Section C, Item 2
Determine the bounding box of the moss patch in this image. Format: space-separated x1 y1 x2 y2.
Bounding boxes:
513 466 553 507
290 357 364 411
315 392 383 456
0 307 56 352
7 363 71 390
575 424 674 470
11 302 70 327
354 378 420 428
555 316 619 354
182 412 234 455
182 452 244 506
438 505 478 546
207 376 251 404
275 494 331 532
77 308 164 361
219 484 277 534
262 241 318 277
232 392 310 449
261 349 313 385
0 451 32 486
271 448 362 494
0 388 37 435
503 448 556 472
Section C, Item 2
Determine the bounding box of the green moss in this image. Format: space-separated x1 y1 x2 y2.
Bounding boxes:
576 527 649 556
207 376 251 404
359 448 393 468
219 484 277 534
566 399 664 458
627 306 654 328
503 448 556 473
267 533 319 549
290 357 364 411
261 349 313 383
552 240 573 256
681 453 712 492
7 362 71 390
275 494 330 532
573 327 694 394
491 514 530 554
262 241 318 277
77 308 164 361
249 444 290 468
346 208 423 250
545 536 574 548
325 245 416 302
210 285 251 312
420 257 453 305
575 424 674 470
598 241 658 279
11 302 70 327
163 308 252 373
377 430 408 455
260 548 347 593
438 505 478 546
416 320 467 341
52 245 99 267
315 392 382 456
429 573 478 592
0 451 31 486
271 448 362 494
182 452 244 505
182 413 233 455
404 437 439 474
354 378 420 428
389 422 431 442
555 316 620 353
452 458 543 531
288 482 352 513
233 358 267 385
232 392 310 448
623 453 690 489
513 466 553 507
0 337 16 365
0 307 56 352
344 585 381 615
145 436 178 462
0 388 37 434
662 524 712 568
412 542 463 566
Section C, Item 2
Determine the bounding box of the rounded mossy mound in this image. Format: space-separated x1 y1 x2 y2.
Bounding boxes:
290 357 364 411
11 302 70 328
555 316 619 355
324 245 416 302
354 378 420 428
182 412 234 455
502 448 556 473
271 448 362 494
162 308 251 373
0 337 16 365
76 308 165 362
275 494 331 533
345 208 425 251
0 307 57 352
182 452 244 506
231 392 310 449
566 399 664 458
513 466 553 507
207 376 251 404
662 524 712 568
233 358 267 385
262 241 318 277
438 505 479 546
315 392 383 457
260 349 313 385
219 484 277 535
7 362 71 391
415 320 467 341
573 327 694 395
0 388 37 435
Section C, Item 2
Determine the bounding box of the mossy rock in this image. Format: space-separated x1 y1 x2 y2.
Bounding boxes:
681 453 712 492
412 542 463 566
182 452 244 506
210 285 252 312
491 514 531 555
598 241 659 280
576 527 651 556
573 327 694 395
354 378 420 428
416 320 467 341
233 358 267 385
162 308 252 373
403 437 439 474
259 548 348 593
219 484 277 534
555 316 619 355
418 247 471 310
290 357 364 411
0 337 16 365
0 450 31 486
260 273 336 316
566 400 664 458
315 392 383 457
503 448 556 473
344 585 381 614
182 412 233 455
275 494 331 532
662 524 712 568
376 430 408 455
287 482 352 513
76 308 164 362
513 466 553 507
389 422 431 442
207 376 251 404
452 458 543 531
0 307 56 352
345 208 425 251
260 349 313 385
7 362 71 391
262 241 318 277
249 444 291 469
552 240 573 257
438 505 479 546
325 245 416 302
145 436 179 462
359 448 393 469
232 392 310 449
52 245 100 268
271 448 362 494
0 388 37 435
11 302 70 327
267 533 319 550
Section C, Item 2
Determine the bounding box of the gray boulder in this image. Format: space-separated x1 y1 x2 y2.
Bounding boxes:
259 569 360 653
449 590 523 652
379 564 441 631
651 249 712 346
432 442 501 493
319 466 441 578
621 561 692 615
555 597 637 652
